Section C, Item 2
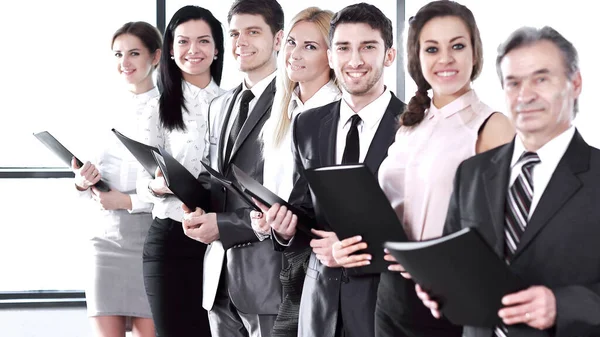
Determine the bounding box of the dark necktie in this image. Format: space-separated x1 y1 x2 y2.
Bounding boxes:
225 90 254 162
495 151 541 337
342 114 362 164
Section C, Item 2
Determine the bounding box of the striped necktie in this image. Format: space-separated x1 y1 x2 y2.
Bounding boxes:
495 151 540 337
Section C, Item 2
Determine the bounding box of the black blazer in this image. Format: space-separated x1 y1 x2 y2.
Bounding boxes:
279 93 404 337
445 130 600 337
203 78 284 315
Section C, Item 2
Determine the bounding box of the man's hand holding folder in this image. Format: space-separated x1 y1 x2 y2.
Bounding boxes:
181 204 219 245
256 199 342 267
416 283 557 330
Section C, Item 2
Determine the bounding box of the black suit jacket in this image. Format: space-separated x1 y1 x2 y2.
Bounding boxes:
278 93 404 337
445 130 600 337
203 78 283 315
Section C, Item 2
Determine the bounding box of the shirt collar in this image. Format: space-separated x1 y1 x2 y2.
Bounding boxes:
287 80 341 118
511 125 576 168
340 88 392 130
183 78 221 103
428 89 479 120
243 71 277 100
131 87 159 101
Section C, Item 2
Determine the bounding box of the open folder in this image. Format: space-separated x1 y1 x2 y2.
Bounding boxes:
303 164 408 275
112 128 159 178
199 162 259 212
152 147 210 210
231 165 317 239
33 131 110 192
384 227 527 327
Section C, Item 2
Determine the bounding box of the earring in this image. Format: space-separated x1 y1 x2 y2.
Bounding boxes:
213 55 218 60
170 55 174 60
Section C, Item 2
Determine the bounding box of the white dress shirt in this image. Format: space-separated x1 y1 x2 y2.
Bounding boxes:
509 126 575 219
224 71 277 161
335 89 392 164
136 79 224 222
263 80 341 200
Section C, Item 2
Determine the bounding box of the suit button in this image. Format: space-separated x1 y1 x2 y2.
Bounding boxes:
221 187 226 192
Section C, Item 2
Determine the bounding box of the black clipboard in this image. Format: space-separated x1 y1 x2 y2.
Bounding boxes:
112 128 159 178
200 162 259 211
231 164 317 239
33 131 110 192
303 164 408 274
151 147 209 210
384 227 527 327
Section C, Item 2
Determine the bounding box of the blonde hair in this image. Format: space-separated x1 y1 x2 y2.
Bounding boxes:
262 7 335 155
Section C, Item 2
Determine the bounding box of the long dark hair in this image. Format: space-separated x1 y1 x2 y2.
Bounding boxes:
158 6 224 131
400 1 483 127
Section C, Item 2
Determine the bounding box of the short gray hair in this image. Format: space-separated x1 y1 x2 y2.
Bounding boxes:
495 26 579 113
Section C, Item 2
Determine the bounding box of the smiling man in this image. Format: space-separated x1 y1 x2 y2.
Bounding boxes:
261 3 405 337
180 0 284 336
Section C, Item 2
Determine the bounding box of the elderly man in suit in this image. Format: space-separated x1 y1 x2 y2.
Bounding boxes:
258 3 406 337
416 26 600 336
181 1 286 336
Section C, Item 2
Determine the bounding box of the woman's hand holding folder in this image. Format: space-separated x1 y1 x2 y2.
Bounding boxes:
148 167 172 197
72 157 101 191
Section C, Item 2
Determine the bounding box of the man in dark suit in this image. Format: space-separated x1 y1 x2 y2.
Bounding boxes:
181 1 285 336
417 26 600 336
258 4 405 337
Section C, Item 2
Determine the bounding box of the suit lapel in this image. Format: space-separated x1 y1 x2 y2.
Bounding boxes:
363 95 401 174
218 85 242 172
482 141 514 256
229 79 276 163
318 101 340 166
513 131 589 259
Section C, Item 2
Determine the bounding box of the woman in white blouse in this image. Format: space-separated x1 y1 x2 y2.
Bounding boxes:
250 7 341 337
134 6 225 337
71 21 161 337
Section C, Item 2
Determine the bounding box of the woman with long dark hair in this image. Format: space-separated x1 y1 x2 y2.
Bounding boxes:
135 6 224 336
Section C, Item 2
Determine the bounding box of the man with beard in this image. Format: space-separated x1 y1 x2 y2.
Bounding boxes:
258 3 405 337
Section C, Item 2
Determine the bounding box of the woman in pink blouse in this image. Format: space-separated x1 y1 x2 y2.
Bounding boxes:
332 1 515 336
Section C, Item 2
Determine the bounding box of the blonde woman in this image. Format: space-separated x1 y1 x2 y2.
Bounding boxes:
250 7 341 337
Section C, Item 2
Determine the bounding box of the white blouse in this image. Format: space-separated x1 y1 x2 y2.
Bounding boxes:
263 80 341 200
77 88 158 238
136 80 224 222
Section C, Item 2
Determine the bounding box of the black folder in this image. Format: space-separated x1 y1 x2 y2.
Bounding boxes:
384 227 527 327
231 165 317 238
112 128 159 178
199 162 259 212
151 147 209 210
33 131 110 192
303 164 408 275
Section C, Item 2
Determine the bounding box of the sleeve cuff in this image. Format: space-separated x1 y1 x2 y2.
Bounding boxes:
254 230 270 242
128 194 153 214
272 228 294 247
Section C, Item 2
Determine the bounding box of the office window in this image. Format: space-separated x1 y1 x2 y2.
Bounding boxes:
404 0 598 147
0 0 156 292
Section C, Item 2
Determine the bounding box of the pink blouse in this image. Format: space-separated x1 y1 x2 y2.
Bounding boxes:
378 90 494 241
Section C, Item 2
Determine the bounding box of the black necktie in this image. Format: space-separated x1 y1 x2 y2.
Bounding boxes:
342 114 361 164
225 90 254 162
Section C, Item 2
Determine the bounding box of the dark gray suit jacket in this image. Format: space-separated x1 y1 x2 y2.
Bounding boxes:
445 130 600 337
203 78 283 315
276 94 404 337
